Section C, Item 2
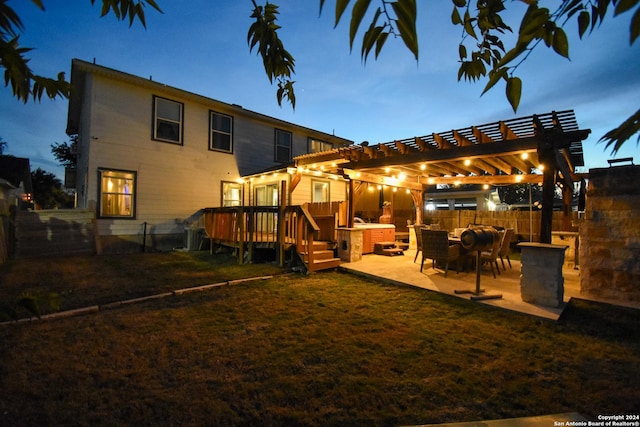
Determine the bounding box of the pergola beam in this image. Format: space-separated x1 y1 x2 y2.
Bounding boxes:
340 136 543 170
341 168 423 191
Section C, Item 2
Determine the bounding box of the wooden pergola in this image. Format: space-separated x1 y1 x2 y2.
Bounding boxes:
294 110 591 243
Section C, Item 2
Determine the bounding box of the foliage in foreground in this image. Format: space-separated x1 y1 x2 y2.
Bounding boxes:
1 266 638 426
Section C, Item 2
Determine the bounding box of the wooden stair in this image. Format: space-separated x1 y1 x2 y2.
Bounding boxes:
299 240 341 273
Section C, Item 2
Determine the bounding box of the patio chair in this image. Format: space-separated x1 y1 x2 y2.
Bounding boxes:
498 228 514 271
413 224 424 263
420 229 460 278
479 230 503 278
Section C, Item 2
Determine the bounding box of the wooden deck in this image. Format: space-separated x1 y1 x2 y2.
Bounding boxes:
202 203 343 272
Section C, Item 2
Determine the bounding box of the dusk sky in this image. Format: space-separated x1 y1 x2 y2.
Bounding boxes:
1 1 639 179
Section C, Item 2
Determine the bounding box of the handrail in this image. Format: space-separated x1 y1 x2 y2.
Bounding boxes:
296 204 320 232
203 205 321 270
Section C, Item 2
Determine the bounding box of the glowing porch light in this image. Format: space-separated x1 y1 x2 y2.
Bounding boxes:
393 187 397 192
398 172 406 181
521 152 529 160
538 164 545 171
483 184 490 190
420 164 426 171
427 178 435 184
464 159 471 166
515 175 524 183
406 189 410 194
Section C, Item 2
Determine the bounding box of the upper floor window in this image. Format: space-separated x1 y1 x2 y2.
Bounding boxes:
210 111 233 153
309 138 332 153
153 96 183 144
98 168 136 219
274 129 292 163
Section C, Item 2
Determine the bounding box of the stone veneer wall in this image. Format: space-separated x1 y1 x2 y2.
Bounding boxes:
580 165 640 301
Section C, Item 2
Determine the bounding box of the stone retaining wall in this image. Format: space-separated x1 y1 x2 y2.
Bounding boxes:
580 165 640 301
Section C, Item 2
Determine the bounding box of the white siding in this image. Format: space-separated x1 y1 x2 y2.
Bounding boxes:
70 60 352 249
84 76 240 237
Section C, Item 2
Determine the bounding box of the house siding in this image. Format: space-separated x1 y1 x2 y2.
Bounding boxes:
69 59 351 253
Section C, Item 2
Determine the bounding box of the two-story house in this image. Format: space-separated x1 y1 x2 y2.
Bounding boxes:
66 59 352 253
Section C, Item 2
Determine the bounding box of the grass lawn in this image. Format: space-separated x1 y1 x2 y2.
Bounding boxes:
1 251 639 426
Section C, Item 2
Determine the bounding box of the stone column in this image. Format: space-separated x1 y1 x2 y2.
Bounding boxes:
337 228 363 262
519 243 568 307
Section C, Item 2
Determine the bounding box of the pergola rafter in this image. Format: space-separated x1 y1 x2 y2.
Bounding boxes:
294 110 591 243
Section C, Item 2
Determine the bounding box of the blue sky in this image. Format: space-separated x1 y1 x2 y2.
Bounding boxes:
1 1 639 179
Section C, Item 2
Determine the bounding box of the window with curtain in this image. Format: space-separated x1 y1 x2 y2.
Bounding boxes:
98 169 136 218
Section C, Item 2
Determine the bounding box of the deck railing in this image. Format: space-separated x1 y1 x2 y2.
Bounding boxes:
202 205 320 268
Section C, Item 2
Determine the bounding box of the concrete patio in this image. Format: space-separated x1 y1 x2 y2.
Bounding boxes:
339 249 582 321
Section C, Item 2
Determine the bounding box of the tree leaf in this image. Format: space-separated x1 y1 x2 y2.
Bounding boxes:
350 0 371 51
458 43 467 60
494 42 526 68
392 0 419 61
518 6 549 44
361 24 384 63
615 0 640 16
552 27 569 58
374 31 390 59
360 7 382 62
452 0 466 7
506 76 522 112
463 10 477 39
451 6 462 25
335 0 351 28
578 10 590 38
482 67 508 95
599 108 640 153
631 6 640 44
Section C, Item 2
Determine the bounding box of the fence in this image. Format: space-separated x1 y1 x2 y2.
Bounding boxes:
423 210 578 242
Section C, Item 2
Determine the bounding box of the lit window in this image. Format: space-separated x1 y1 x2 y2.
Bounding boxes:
210 112 233 153
221 181 242 206
312 180 329 203
309 138 332 153
98 169 136 218
153 96 183 144
255 184 278 206
274 129 292 163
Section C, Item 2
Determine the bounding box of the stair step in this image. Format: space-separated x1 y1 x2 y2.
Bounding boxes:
309 257 341 272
